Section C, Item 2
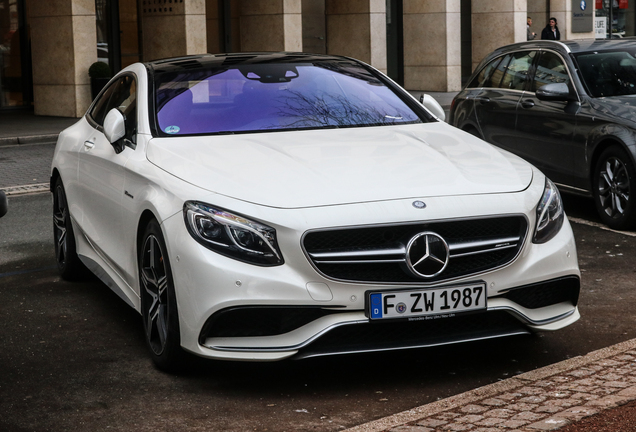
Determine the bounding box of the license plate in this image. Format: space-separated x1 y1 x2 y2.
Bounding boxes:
368 283 486 320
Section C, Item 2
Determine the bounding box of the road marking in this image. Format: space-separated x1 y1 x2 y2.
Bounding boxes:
3 183 49 195
568 216 636 237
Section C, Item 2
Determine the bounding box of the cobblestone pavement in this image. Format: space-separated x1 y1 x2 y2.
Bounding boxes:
0 143 55 192
345 340 636 432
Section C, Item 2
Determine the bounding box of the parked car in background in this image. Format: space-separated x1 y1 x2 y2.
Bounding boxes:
450 39 636 230
51 53 580 372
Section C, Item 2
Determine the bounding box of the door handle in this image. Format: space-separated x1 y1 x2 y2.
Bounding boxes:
84 140 95 150
475 97 491 105
521 100 535 109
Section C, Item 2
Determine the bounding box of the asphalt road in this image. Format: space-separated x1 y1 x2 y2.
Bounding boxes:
0 192 635 432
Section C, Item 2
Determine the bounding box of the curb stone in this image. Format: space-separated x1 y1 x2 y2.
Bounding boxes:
0 134 58 147
343 339 636 432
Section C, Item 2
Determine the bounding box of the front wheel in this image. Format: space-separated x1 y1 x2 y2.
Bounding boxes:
592 146 636 230
53 177 86 279
139 219 185 372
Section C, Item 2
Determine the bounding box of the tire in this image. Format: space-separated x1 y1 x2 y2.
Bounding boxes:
52 177 86 280
593 146 636 230
139 219 185 372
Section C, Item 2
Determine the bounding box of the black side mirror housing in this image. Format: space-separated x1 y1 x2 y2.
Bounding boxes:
536 83 574 102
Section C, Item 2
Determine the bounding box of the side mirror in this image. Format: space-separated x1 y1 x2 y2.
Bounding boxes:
103 108 126 153
419 94 446 122
0 190 7 218
536 83 573 102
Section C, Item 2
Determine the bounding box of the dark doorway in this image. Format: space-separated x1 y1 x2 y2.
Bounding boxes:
386 0 404 85
302 0 326 54
460 0 472 84
0 0 32 109
95 0 141 74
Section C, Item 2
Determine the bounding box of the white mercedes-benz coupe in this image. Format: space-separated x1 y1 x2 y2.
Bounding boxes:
51 53 580 371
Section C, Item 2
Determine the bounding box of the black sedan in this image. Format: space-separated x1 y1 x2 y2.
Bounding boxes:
450 39 636 230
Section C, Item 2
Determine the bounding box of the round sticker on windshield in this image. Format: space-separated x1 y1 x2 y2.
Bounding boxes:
164 125 180 134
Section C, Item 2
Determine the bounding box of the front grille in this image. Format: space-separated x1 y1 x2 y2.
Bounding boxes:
497 276 580 309
295 311 529 359
302 216 528 284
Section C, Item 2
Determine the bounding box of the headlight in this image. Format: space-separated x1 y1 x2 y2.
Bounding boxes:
533 178 564 244
184 201 283 266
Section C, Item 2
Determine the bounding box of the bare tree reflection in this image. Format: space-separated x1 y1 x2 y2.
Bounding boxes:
271 90 415 129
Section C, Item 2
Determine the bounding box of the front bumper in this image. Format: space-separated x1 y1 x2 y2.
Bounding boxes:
163 204 580 361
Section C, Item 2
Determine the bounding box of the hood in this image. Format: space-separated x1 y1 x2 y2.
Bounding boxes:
146 123 533 209
589 95 636 125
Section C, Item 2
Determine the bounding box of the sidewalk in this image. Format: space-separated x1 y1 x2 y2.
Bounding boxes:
345 339 636 432
2 96 636 432
0 111 77 194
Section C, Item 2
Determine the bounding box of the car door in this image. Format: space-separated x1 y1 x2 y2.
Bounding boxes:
473 51 534 150
513 50 579 185
79 74 137 281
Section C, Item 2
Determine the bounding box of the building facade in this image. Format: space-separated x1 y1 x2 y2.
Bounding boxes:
0 0 601 117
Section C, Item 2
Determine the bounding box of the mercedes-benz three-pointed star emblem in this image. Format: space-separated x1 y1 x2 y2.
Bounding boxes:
406 232 450 278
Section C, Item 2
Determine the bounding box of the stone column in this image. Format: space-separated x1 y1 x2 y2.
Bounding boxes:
139 0 207 61
402 0 461 92
471 0 527 70
325 0 386 73
28 0 95 117
239 0 302 52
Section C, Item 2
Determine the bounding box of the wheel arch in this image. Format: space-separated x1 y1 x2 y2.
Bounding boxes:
50 168 61 193
136 209 160 256
461 123 483 139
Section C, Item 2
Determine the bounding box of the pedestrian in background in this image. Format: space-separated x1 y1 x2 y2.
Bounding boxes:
527 17 536 40
541 17 560 40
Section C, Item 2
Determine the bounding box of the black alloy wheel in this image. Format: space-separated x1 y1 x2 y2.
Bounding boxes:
53 177 85 279
139 219 184 372
593 146 636 230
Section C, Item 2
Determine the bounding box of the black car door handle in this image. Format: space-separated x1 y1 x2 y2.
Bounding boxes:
521 100 535 109
475 97 490 105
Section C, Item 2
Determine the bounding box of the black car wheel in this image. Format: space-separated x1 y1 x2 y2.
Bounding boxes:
139 219 184 372
593 146 636 230
53 177 86 279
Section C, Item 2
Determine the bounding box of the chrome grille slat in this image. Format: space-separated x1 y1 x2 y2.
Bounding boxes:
309 235 522 264
314 258 406 264
302 216 528 284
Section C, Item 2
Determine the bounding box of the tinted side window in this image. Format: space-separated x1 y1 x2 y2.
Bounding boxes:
531 51 569 92
468 55 505 88
500 51 536 90
90 82 117 126
89 75 137 132
488 54 511 88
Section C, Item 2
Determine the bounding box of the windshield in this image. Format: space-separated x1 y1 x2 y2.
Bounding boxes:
154 60 423 136
574 50 636 98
